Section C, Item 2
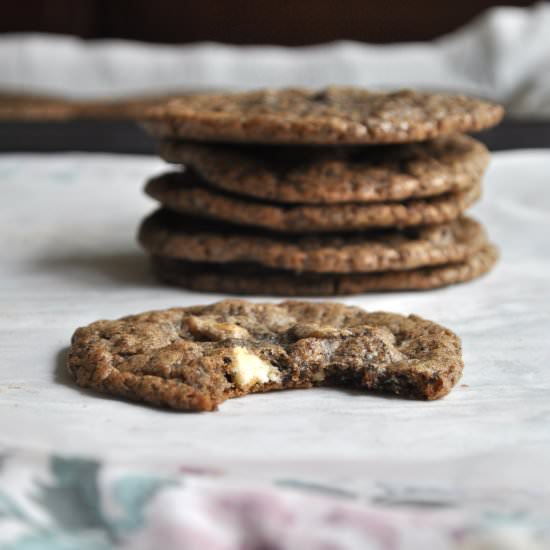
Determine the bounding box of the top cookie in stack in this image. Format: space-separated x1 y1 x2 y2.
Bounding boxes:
139 87 504 296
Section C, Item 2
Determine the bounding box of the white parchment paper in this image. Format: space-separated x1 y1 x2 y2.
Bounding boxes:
0 150 549 471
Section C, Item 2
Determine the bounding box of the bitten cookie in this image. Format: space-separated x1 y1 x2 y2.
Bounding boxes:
68 300 464 411
142 87 504 144
159 135 489 203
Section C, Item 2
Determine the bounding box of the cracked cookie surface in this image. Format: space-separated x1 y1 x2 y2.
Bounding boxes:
139 209 488 273
145 172 481 232
152 244 498 296
142 87 503 144
68 300 463 411
159 135 489 203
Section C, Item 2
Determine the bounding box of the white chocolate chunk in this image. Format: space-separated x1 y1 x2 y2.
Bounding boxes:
312 371 326 382
186 315 250 340
230 347 281 389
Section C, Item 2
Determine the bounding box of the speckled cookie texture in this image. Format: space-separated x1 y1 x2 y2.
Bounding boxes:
142 87 504 144
140 86 501 294
68 300 464 411
145 172 481 232
139 209 488 274
159 134 490 203
152 244 498 296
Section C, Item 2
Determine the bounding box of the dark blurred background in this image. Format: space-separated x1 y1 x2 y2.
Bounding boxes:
0 0 538 44
1 0 548 152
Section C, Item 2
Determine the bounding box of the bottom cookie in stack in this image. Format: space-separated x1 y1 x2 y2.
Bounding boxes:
138 209 498 296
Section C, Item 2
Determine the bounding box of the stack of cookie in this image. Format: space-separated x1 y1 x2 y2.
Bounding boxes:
139 87 503 296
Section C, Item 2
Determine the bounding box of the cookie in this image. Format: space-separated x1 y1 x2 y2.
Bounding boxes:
68 299 464 411
142 87 504 144
152 243 498 296
0 93 79 120
139 209 488 274
0 92 185 121
159 135 489 203
145 172 481 232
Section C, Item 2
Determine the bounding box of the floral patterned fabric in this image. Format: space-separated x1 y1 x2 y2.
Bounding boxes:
1 452 549 550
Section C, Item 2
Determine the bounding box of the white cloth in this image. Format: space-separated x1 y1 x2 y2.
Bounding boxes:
0 3 550 117
1 150 550 546
0 149 549 467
